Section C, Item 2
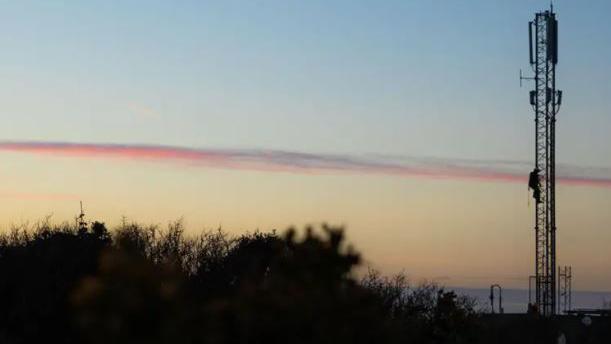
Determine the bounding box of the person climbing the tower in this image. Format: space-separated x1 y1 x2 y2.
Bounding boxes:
528 168 542 204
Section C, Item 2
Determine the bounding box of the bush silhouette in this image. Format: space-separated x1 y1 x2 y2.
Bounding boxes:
0 220 479 344
0 221 110 343
362 270 478 344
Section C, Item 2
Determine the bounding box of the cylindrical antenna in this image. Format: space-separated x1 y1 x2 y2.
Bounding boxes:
529 21 534 65
547 16 558 64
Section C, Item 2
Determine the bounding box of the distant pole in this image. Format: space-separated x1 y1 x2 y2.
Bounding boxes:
77 201 87 234
490 284 503 314
490 286 494 313
529 275 536 305
569 266 572 311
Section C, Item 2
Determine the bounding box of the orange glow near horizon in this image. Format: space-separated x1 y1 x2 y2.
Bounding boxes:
2 153 611 292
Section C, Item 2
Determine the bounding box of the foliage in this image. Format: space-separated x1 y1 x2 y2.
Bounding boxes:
362 270 479 344
0 220 479 344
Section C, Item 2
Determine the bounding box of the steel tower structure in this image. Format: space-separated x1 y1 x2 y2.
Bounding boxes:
558 266 572 314
523 4 562 317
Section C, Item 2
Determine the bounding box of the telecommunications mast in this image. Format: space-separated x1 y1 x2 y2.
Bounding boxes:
522 3 563 316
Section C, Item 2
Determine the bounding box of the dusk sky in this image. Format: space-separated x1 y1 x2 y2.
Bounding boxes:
2 0 611 291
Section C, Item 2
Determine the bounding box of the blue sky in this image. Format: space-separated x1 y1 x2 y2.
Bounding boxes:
1 0 610 163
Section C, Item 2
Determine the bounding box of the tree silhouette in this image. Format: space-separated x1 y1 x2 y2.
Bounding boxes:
0 221 110 343
0 220 479 344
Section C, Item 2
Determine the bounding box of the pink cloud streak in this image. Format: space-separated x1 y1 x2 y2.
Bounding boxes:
1 141 611 188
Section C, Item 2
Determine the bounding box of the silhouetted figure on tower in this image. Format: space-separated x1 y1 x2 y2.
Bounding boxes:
529 168 542 204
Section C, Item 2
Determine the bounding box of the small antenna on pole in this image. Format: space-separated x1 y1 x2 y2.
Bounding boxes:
77 201 87 234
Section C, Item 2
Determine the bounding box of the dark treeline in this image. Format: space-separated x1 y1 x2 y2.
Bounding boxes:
0 219 479 344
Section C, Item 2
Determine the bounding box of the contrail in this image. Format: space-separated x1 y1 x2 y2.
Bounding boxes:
1 141 611 187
